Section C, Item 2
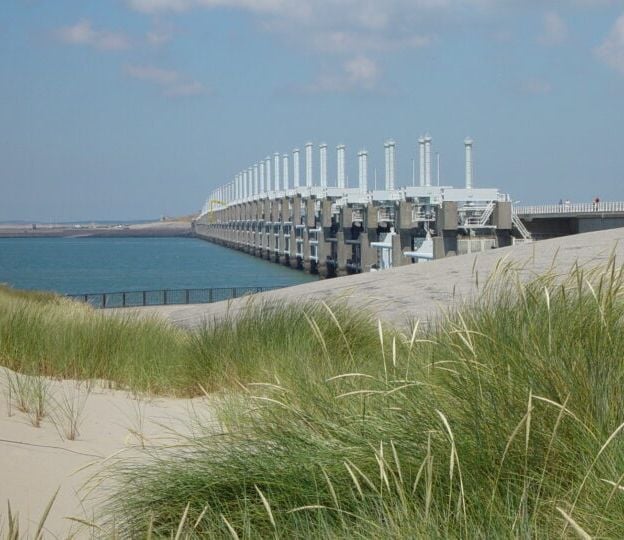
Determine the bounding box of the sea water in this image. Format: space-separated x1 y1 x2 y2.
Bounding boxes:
0 237 317 294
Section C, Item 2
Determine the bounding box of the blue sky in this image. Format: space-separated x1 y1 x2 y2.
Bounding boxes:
1 1 623 221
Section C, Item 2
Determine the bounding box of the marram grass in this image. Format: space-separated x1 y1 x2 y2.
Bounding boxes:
98 260 624 538
4 260 624 538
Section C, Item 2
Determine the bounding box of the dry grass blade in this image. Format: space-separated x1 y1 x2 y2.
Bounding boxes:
321 302 355 365
173 502 190 540
255 485 276 530
344 461 364 499
556 507 592 540
566 420 624 531
326 373 376 382
34 488 59 540
220 514 240 540
64 516 103 531
193 504 210 529
436 410 467 528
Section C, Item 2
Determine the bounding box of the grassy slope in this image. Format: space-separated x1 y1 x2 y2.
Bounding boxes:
3 261 624 537
105 262 624 538
0 285 193 395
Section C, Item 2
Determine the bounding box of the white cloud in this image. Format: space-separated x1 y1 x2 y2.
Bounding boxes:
308 31 430 54
165 81 206 96
56 20 129 51
147 29 173 46
125 0 450 57
344 56 378 87
125 64 207 97
521 78 552 95
301 55 381 94
595 14 624 75
538 11 567 45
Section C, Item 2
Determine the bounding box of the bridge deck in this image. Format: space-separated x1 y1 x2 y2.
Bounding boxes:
516 202 624 217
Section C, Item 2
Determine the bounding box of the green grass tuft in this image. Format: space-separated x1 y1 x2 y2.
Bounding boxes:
99 260 624 538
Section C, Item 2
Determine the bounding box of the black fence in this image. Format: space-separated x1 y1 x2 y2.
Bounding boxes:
68 286 285 309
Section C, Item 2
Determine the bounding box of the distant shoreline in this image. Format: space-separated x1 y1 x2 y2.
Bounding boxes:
0 220 193 238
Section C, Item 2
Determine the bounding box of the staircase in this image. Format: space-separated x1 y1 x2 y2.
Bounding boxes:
512 212 532 241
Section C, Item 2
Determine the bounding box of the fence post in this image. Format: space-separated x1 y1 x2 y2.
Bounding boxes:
185 289 190 304
143 290 147 306
122 292 126 307
102 293 106 308
164 290 168 305
208 288 213 303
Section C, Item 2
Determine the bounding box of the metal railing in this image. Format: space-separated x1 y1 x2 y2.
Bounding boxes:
515 202 624 215
68 285 286 309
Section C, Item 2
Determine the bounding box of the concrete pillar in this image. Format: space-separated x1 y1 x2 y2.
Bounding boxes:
398 201 412 229
493 201 512 229
305 198 316 228
321 199 333 228
366 204 378 230
340 206 353 230
292 195 302 224
437 201 458 231
432 234 458 258
279 225 288 265
302 227 312 273
272 199 280 222
361 231 378 271
392 232 410 267
317 227 330 278
336 230 349 277
282 196 290 222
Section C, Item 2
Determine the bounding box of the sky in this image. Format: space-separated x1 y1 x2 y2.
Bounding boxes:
1 1 623 221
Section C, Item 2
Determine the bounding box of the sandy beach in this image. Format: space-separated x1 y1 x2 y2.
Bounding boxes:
0 372 218 538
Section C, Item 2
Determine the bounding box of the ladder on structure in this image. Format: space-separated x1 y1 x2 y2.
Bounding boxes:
478 201 496 227
512 212 532 241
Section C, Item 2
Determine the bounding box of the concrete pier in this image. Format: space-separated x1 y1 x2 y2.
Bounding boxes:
194 187 523 279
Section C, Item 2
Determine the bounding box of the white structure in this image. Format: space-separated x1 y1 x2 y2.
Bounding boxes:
358 150 368 192
384 139 396 191
418 137 426 187
319 143 328 188
265 156 271 193
336 144 346 189
424 135 432 187
253 163 259 196
283 154 290 190
274 152 280 192
248 168 253 197
305 142 313 188
293 148 300 188
259 160 265 194
464 137 473 189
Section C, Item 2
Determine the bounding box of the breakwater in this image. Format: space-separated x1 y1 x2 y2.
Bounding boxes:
0 220 192 238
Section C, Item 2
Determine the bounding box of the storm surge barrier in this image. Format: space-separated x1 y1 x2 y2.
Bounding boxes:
68 286 285 309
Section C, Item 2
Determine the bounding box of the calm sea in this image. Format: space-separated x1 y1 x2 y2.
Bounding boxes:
0 237 317 294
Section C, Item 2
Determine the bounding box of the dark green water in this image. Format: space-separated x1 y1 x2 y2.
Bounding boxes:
0 237 317 294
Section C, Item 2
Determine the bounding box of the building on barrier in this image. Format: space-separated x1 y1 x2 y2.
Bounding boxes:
194 137 532 278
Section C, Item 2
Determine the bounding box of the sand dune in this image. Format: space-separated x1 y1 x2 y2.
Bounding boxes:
0 372 218 538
